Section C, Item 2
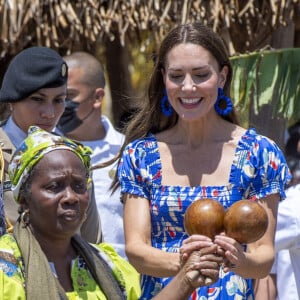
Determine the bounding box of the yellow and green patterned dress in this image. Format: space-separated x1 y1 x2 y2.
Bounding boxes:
0 234 141 300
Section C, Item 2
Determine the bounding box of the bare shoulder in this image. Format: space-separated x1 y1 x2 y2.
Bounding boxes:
229 125 247 145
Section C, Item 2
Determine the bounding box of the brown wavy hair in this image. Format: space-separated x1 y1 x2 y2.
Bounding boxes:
95 23 239 192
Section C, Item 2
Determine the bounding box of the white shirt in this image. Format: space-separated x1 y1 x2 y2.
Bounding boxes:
272 250 297 300
82 116 126 258
272 184 300 299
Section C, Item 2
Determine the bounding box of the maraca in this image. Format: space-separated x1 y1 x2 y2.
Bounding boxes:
223 199 268 244
184 198 268 243
184 198 225 238
183 198 269 282
184 198 225 284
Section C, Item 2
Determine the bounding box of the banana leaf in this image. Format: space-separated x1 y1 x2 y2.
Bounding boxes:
230 48 300 127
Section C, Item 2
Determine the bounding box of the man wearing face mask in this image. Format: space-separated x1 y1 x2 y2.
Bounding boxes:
57 51 126 258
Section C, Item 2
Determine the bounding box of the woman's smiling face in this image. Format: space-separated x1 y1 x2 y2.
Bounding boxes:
162 43 228 121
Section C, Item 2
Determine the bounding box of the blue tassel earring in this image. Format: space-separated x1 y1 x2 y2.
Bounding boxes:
214 88 233 116
161 89 173 116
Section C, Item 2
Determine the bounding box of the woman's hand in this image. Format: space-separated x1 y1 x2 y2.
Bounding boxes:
179 235 224 286
183 244 223 288
214 233 246 273
153 244 223 300
179 234 223 266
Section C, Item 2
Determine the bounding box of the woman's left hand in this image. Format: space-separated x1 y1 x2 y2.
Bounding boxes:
214 233 246 273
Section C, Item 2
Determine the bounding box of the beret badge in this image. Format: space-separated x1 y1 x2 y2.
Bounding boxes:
61 63 67 77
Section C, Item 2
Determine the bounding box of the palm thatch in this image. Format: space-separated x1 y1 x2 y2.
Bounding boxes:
0 0 299 145
0 0 299 57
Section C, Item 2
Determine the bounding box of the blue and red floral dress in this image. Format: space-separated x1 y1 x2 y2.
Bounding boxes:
118 128 291 300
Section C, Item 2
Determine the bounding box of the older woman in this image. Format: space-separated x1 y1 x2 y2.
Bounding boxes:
0 126 222 300
0 126 140 299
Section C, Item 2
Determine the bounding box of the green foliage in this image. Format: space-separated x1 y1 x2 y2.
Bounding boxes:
230 48 300 127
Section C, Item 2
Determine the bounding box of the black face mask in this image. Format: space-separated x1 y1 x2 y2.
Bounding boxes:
57 100 83 134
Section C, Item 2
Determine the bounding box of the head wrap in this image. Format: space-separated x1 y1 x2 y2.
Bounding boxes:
8 126 92 202
0 46 68 103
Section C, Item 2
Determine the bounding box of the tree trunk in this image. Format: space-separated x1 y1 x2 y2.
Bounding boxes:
104 34 134 132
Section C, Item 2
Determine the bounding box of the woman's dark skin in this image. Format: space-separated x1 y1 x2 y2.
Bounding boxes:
153 244 223 300
19 150 89 291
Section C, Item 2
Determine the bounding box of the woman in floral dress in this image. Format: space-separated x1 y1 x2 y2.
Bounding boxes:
115 23 291 299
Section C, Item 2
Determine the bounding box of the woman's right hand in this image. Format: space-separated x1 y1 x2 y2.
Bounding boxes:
179 234 223 266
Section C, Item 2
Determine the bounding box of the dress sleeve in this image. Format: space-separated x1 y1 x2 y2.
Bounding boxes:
0 235 26 299
241 133 291 200
117 139 154 200
96 243 141 300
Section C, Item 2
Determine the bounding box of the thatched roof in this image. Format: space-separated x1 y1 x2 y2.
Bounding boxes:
1 0 299 57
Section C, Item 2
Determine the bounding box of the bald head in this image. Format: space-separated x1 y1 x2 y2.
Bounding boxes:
63 51 106 88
